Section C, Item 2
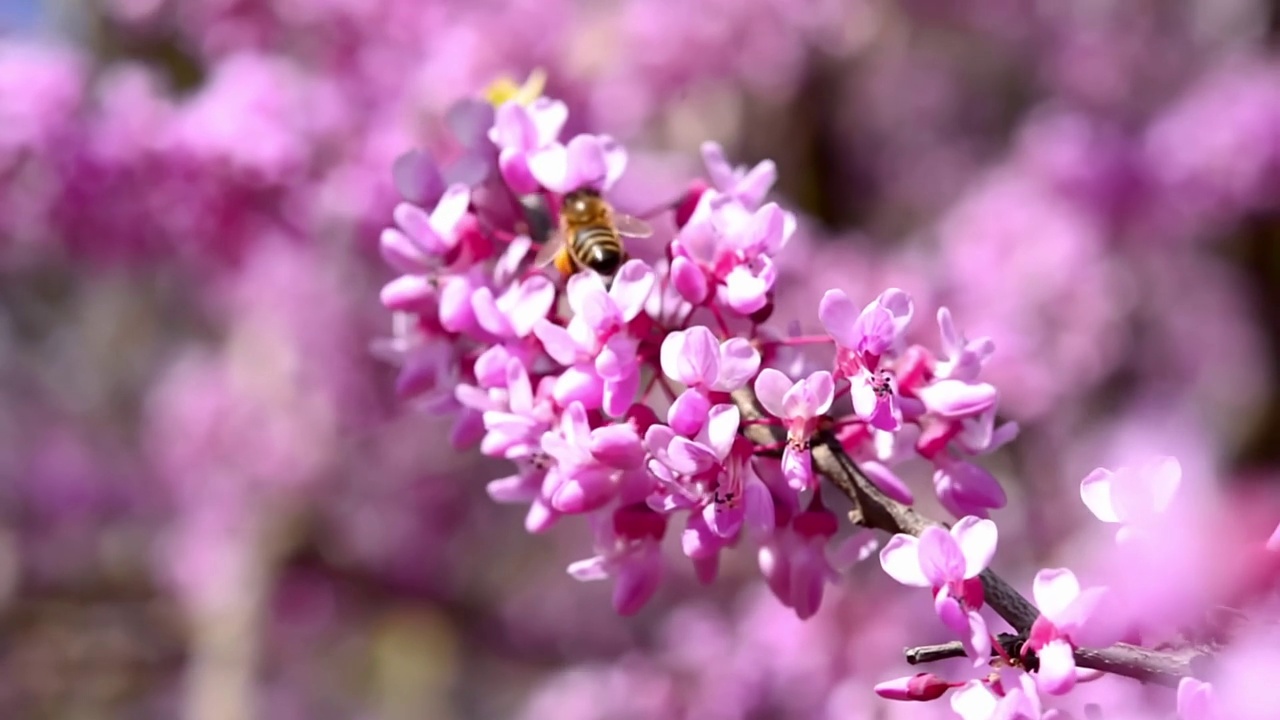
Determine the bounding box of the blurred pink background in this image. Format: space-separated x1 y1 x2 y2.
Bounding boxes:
3 1 1280 717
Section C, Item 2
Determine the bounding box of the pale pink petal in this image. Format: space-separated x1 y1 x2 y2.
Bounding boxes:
789 541 827 619
528 97 568 147
711 338 760 392
603 372 639 417
737 159 776 209
829 529 878 571
598 134 628 189
1033 568 1082 624
861 461 915 504
743 475 775 537
805 371 835 415
781 446 812 491
915 379 998 418
527 142 570 192
703 404 740 460
471 287 514 337
565 271 608 319
700 141 736 190
667 388 711 437
1144 455 1183 514
951 516 998 579
754 368 793 419
671 255 709 305
918 525 966 585
879 534 930 587
608 259 655 321
567 555 610 581
950 681 998 720
504 276 556 337
1177 678 1218 720
590 426 643 470
429 183 471 238
662 327 719 387
819 289 860 349
722 265 770 314
1036 639 1077 695
532 319 581 366
379 275 435 311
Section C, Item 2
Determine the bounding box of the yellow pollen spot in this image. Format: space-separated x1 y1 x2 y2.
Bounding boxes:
483 68 547 107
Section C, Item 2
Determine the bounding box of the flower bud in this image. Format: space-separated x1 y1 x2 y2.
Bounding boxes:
874 673 951 702
673 178 710 229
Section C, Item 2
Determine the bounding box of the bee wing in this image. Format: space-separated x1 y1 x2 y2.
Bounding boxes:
612 213 654 238
532 229 568 268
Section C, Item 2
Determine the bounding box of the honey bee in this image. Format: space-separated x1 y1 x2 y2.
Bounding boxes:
532 188 654 278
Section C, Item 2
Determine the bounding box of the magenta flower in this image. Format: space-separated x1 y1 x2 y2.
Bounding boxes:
1025 568 1123 695
379 183 471 274
471 273 557 340
820 288 915 430
700 140 777 210
951 671 1061 720
759 493 877 620
567 503 668 616
660 326 762 393
934 307 995 383
533 260 655 416
540 402 644 515
1080 455 1182 543
474 356 556 460
645 405 773 540
753 368 834 491
528 133 628 194
818 287 914 372
880 516 998 665
669 194 795 313
488 97 568 194
1178 678 1220 720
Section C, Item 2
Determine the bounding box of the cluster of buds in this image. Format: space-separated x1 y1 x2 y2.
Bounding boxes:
373 77 1014 623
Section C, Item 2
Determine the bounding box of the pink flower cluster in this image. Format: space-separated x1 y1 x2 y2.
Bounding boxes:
374 87 1011 622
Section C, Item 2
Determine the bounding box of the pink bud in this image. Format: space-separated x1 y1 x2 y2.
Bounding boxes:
874 673 951 702
674 178 709 228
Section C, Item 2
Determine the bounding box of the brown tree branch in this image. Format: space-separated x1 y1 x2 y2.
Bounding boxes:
731 387 1201 688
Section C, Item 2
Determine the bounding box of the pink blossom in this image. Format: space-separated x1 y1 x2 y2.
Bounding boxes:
379 183 472 274
753 368 834 490
1080 455 1182 542
1026 567 1123 695
760 492 877 620
951 671 1062 720
819 288 915 430
1177 678 1219 720
879 517 997 665
567 503 668 616
488 97 569 194
533 260 655 416
700 141 777 210
670 193 795 313
660 326 761 393
529 133 628 194
540 402 644 515
933 456 1009 519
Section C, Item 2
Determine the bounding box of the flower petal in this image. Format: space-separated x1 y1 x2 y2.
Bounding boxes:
754 368 794 419
1036 639 1077 695
1033 567 1081 624
917 526 966 586
1079 467 1120 523
712 338 761 392
879 534 930 587
609 259 655 322
951 516 998 579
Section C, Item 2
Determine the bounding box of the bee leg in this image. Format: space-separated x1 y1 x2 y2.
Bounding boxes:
552 248 577 278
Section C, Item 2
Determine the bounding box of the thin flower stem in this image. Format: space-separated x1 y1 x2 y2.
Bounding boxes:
708 302 732 339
